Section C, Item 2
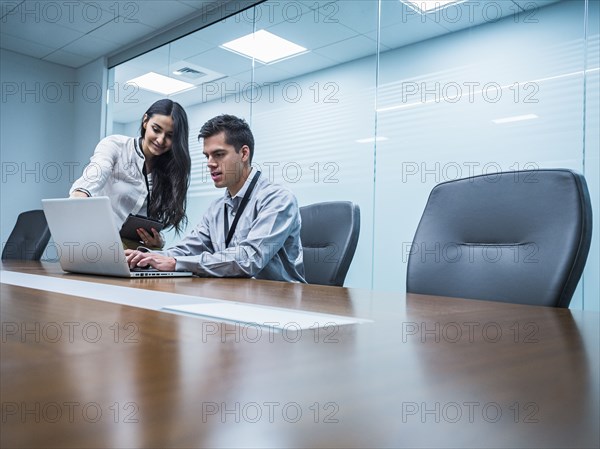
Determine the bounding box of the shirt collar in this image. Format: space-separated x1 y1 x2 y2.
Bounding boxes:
224 168 256 207
133 137 145 159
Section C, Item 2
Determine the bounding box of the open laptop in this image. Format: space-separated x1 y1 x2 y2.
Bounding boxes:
42 197 193 278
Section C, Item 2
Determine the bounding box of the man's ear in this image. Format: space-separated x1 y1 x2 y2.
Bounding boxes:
240 145 250 162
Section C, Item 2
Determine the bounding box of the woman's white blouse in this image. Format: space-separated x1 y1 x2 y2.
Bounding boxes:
70 135 148 228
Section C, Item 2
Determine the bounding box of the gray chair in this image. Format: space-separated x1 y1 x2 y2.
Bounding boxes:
300 201 360 287
1 210 51 261
406 169 592 308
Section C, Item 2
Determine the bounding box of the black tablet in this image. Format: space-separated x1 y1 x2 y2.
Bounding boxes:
119 214 164 242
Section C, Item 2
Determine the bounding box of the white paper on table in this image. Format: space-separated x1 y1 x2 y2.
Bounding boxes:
162 302 371 330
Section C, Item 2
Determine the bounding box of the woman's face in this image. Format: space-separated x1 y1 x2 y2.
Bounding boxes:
142 113 174 159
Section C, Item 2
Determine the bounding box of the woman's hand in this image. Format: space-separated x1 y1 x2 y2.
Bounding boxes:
136 227 164 249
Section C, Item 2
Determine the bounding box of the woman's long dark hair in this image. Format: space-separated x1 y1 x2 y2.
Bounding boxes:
140 99 191 234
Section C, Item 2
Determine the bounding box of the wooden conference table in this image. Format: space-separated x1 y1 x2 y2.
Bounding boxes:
1 261 599 448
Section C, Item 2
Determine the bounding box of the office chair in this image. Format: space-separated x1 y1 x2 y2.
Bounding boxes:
406 169 592 308
1 210 51 261
300 201 360 287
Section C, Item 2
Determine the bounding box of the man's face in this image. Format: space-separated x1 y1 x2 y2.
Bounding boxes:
203 132 250 196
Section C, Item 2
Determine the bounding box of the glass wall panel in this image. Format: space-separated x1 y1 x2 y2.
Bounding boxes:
584 0 599 310
250 1 379 289
108 1 380 289
374 0 597 309
106 0 597 308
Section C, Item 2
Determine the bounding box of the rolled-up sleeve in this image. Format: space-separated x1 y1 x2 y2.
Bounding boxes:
161 213 213 270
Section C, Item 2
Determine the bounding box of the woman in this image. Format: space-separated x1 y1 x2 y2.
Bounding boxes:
70 99 191 248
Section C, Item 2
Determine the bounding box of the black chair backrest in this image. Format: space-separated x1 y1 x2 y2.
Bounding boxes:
2 210 51 261
300 201 360 287
406 169 592 308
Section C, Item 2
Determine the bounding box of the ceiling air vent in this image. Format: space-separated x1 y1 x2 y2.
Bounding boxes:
173 67 206 79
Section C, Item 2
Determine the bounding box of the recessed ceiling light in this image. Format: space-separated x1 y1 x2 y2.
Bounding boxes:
221 29 307 64
356 137 389 143
126 72 195 95
400 0 467 14
492 114 539 124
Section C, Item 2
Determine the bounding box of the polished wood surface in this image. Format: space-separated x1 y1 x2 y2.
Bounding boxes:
1 261 599 448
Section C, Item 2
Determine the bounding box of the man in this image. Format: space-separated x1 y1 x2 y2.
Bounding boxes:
125 114 306 283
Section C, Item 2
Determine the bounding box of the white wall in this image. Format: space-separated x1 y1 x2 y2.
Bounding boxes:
73 57 108 163
113 120 139 138
1 50 75 246
0 50 107 252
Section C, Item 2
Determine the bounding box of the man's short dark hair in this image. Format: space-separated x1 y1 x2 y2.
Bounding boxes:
198 114 254 164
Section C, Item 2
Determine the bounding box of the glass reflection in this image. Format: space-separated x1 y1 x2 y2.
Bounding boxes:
106 0 598 308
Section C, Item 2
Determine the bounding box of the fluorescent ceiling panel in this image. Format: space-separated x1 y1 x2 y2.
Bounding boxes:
400 0 467 14
221 29 307 64
126 72 195 95
492 114 539 124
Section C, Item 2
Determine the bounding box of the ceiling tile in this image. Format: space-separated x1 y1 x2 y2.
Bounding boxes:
127 1 197 29
87 20 157 45
189 12 255 46
122 46 171 72
312 0 379 35
60 35 120 59
1 19 84 50
266 51 337 79
0 33 55 59
168 34 214 62
265 7 357 51
313 34 378 64
42 49 93 68
28 0 115 34
252 1 312 29
185 47 254 77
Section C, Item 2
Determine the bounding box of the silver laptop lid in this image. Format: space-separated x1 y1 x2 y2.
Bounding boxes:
42 197 133 277
42 197 193 278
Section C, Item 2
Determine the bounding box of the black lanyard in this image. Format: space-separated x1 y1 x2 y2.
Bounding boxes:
224 171 261 247
137 138 151 213
142 165 151 212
